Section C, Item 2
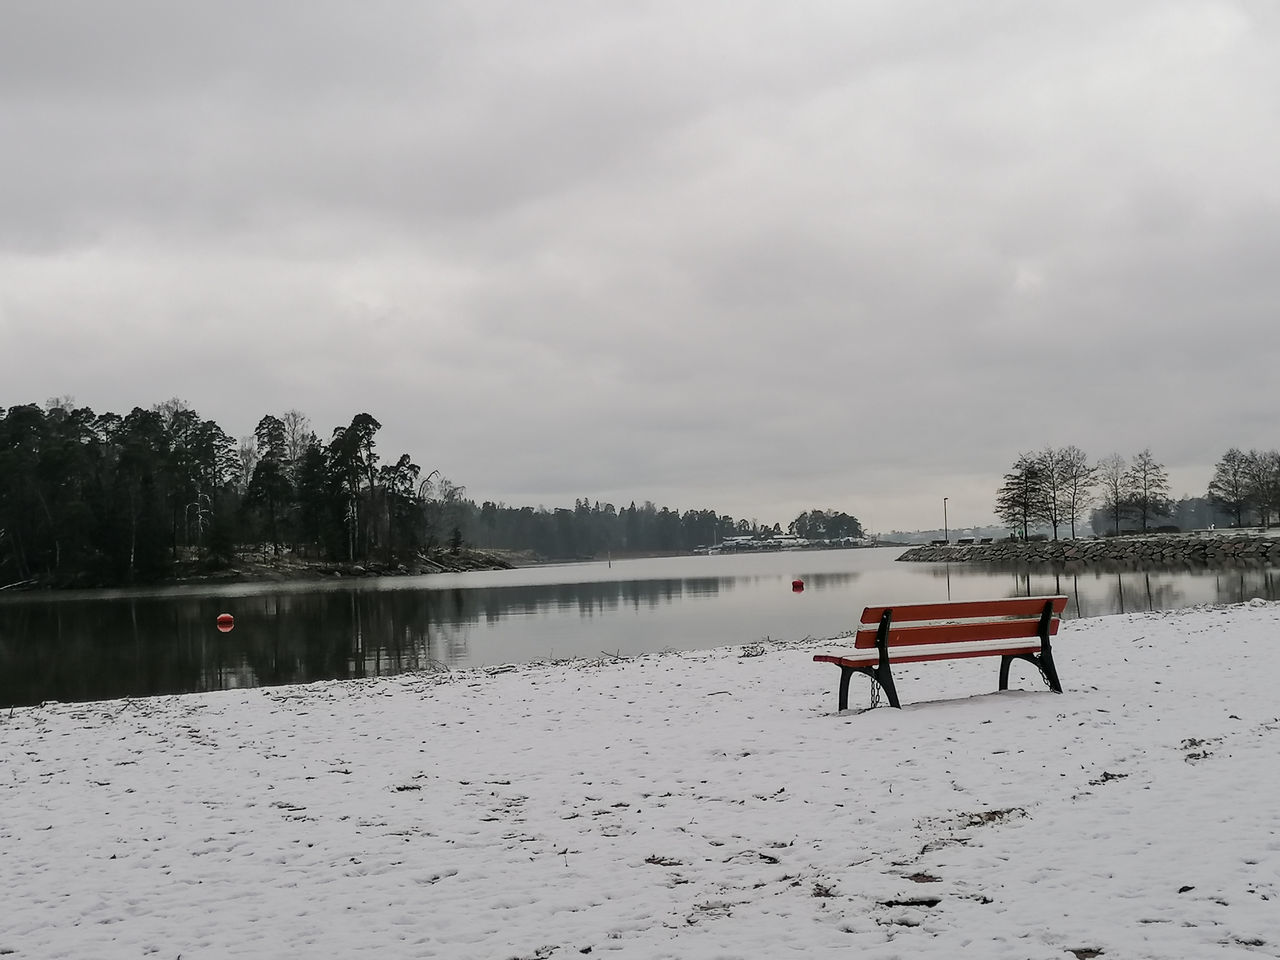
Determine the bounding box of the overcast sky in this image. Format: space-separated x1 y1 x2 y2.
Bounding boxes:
2 1 1277 533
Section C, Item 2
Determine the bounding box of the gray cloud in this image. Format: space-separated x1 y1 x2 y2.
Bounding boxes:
3 1 1277 532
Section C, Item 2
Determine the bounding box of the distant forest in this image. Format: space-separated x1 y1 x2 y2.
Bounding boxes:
0 399 862 587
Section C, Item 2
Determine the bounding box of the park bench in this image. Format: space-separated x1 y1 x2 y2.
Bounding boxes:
813 595 1068 710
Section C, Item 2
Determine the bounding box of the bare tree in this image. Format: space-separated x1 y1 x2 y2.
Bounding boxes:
1242 449 1280 528
1037 447 1066 540
281 409 313 479
439 478 468 549
1057 445 1096 539
1207 447 1252 527
422 476 467 553
236 437 259 495
1096 454 1128 536
44 395 76 412
1123 449 1171 533
153 397 192 433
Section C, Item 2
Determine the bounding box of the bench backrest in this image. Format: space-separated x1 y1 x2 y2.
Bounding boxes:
854 595 1068 650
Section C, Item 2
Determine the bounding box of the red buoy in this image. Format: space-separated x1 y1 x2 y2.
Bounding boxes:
792 579 804 593
216 613 235 633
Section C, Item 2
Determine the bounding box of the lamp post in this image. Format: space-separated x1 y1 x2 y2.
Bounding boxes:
943 497 949 544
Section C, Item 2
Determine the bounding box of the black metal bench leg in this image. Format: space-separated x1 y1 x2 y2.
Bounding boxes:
874 664 901 709
998 652 1064 694
1000 599 1065 694
837 664 901 710
838 666 854 711
867 607 902 709
999 655 1014 691
1036 598 1063 693
1037 649 1063 693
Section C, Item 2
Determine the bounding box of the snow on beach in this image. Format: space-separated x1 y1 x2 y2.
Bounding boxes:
3 602 1279 959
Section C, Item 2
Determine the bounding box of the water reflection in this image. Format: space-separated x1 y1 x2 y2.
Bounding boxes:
2 552 1277 707
0 576 764 707
930 562 1280 621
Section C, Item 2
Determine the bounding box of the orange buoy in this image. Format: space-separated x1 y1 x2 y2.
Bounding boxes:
216 613 235 633
792 579 804 593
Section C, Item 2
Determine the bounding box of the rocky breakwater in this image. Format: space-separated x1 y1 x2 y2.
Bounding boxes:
898 533 1280 567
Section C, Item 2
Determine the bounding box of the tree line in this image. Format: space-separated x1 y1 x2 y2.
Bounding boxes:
0 398 863 586
0 399 427 585
462 502 860 559
996 445 1280 539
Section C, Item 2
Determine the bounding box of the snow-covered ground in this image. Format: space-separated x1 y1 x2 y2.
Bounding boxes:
3 601 1278 959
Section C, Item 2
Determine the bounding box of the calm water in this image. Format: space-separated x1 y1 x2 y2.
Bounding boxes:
3 547 1278 707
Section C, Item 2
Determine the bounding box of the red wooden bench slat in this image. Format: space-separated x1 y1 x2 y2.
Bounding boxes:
858 595 1068 625
817 645 1042 668
853 617 1061 649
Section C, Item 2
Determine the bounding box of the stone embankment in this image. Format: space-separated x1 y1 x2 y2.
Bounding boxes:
898 533 1280 567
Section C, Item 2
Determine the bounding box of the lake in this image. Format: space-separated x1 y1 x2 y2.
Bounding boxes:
3 546 1278 707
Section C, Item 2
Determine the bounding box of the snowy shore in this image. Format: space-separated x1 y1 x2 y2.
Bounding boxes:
4 602 1278 959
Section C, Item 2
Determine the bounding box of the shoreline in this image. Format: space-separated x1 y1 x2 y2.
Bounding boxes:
0 547 526 593
898 531 1280 567
1 544 909 593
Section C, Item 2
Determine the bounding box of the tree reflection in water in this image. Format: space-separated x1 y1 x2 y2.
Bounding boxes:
923 560 1278 622
3 558 1278 707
